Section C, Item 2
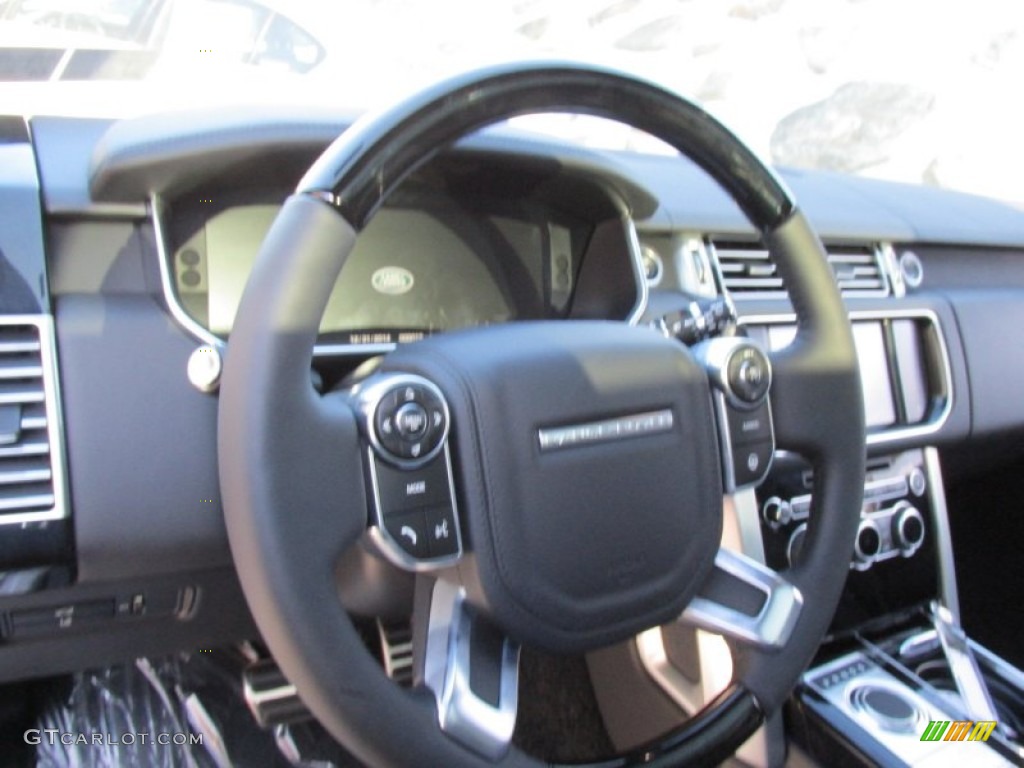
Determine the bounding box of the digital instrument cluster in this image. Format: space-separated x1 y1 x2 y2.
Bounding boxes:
170 198 587 345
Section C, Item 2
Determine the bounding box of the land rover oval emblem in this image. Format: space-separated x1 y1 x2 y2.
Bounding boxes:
371 266 414 295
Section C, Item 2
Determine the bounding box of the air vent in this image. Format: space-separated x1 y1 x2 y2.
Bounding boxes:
0 318 65 524
826 244 888 296
711 240 890 298
711 241 783 295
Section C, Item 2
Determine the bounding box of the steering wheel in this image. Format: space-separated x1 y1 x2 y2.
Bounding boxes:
218 62 865 767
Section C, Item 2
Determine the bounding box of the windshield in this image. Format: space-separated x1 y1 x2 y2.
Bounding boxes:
1 0 1022 203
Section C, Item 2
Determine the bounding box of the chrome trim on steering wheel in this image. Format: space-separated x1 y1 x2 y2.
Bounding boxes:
681 548 803 650
423 580 521 760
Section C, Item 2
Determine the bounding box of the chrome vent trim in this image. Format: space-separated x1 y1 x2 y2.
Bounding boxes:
710 239 892 299
0 316 68 525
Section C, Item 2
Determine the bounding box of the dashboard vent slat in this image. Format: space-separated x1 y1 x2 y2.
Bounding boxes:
0 436 50 458
727 277 785 290
0 464 52 485
0 328 41 355
0 387 44 405
0 320 65 522
711 241 779 296
828 244 889 296
0 361 43 379
0 491 55 512
21 415 47 430
711 239 890 298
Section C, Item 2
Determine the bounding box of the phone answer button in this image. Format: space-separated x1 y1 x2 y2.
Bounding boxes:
383 510 428 559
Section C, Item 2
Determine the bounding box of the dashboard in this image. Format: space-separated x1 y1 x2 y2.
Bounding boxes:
1 104 1024 764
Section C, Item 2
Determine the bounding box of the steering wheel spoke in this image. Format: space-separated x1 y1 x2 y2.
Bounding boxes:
680 548 803 651
421 579 521 760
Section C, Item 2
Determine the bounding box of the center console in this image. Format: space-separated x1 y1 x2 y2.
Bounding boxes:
792 618 1024 767
734 307 1024 764
780 447 1023 766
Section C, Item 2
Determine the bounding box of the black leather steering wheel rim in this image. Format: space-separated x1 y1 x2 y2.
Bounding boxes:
218 62 866 767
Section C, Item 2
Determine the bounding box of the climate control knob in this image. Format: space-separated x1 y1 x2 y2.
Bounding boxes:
892 502 925 557
853 518 881 570
762 496 792 527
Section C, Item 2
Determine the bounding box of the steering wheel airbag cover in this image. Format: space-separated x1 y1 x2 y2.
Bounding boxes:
383 322 723 652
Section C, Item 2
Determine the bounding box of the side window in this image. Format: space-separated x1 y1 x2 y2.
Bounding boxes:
166 0 324 74
252 13 324 73
195 0 269 61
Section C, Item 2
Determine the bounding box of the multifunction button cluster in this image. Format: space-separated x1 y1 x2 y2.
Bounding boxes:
724 401 774 488
693 337 775 492
372 453 460 563
355 375 462 570
374 382 448 463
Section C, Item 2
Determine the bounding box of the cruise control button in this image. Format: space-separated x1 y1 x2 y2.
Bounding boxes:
732 440 774 488
383 510 429 559
420 388 441 410
374 390 402 456
424 416 446 452
378 430 404 458
727 401 772 445
374 455 452 513
399 385 422 405
420 391 447 441
375 390 399 423
425 506 459 557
